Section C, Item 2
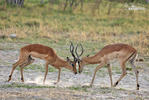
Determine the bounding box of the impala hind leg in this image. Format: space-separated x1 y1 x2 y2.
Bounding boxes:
129 59 139 90
20 56 34 68
114 61 127 87
8 61 20 82
19 56 35 82
90 63 105 87
20 66 24 82
8 52 30 82
8 59 26 82
107 64 113 87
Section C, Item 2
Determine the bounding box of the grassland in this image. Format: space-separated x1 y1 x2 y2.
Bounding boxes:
0 1 149 99
0 0 149 56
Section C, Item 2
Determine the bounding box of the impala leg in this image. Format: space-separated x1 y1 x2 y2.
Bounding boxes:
129 60 139 90
114 62 127 87
54 68 61 84
19 58 35 82
8 61 20 82
107 64 113 87
8 60 25 82
90 63 104 87
8 52 29 82
21 57 35 67
20 67 24 82
43 62 49 84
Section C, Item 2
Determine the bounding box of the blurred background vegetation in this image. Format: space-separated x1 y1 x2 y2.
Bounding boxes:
0 0 149 57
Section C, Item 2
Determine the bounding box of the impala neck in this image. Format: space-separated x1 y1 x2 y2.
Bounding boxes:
54 57 73 71
82 55 101 65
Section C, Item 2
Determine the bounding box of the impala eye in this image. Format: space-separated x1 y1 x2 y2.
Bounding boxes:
71 64 74 67
78 61 80 64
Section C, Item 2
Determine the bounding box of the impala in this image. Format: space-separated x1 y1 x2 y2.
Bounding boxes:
76 43 139 90
8 43 78 84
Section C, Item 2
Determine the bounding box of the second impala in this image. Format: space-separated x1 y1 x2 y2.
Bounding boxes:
76 43 140 90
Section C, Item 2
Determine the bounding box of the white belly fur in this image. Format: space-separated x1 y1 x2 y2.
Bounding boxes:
30 52 48 59
103 51 120 63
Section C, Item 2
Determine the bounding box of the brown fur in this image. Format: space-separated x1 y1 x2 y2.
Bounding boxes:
8 44 77 84
79 43 139 90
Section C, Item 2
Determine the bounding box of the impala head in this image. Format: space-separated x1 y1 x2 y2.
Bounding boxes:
66 57 77 74
66 42 78 74
75 43 84 73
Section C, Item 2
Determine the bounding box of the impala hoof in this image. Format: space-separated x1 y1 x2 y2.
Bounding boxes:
43 82 45 85
79 71 82 73
21 78 24 82
8 79 10 82
137 84 140 90
82 85 90 88
89 84 93 87
8 75 11 82
54 82 58 85
114 81 119 87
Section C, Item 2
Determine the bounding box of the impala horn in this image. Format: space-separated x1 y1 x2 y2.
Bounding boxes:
75 43 84 62
70 42 77 62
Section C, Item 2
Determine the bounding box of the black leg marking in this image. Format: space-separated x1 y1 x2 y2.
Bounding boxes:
137 71 139 74
137 84 140 88
115 81 119 86
9 75 11 78
137 84 140 90
21 77 23 81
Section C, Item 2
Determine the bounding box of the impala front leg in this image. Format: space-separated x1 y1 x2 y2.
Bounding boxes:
90 63 104 87
54 68 61 84
43 62 49 84
107 64 113 87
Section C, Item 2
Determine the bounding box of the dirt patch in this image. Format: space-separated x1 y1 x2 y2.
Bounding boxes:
0 43 149 100
0 88 88 100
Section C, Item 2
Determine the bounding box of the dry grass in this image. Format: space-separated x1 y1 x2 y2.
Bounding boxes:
0 1 149 56
0 25 149 56
67 32 149 56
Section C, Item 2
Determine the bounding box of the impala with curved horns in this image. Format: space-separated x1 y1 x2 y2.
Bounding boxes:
76 43 139 90
8 43 78 84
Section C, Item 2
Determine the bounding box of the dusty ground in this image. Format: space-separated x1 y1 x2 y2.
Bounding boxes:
0 43 149 100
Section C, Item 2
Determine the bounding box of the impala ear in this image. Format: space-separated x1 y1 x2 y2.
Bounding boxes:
66 57 70 61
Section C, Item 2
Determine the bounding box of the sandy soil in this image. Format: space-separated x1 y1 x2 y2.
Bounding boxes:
0 47 149 100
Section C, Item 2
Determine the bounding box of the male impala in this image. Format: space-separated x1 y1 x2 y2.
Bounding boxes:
8 43 78 84
76 43 139 90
